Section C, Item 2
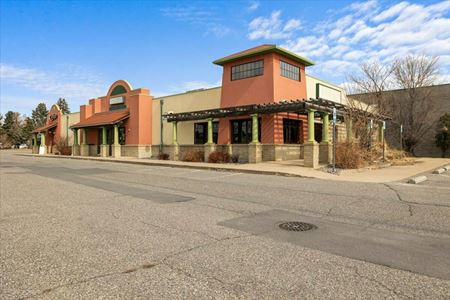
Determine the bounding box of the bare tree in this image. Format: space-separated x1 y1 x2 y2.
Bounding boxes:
348 55 440 155
388 55 439 154
346 61 393 148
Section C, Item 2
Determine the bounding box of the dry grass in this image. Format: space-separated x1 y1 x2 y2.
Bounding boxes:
335 141 414 169
335 142 368 169
182 150 205 162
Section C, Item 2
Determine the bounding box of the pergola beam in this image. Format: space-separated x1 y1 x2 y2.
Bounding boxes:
163 98 390 122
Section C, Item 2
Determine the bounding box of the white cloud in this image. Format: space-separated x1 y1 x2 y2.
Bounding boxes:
372 1 409 22
350 0 378 13
161 5 230 38
248 11 301 40
0 64 104 99
0 64 106 114
263 1 450 84
248 1 260 11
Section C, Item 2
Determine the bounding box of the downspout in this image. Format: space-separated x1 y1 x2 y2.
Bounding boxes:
160 99 164 153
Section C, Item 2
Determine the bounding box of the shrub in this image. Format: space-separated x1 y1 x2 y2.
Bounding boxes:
55 137 72 155
335 142 367 169
208 151 231 163
158 153 169 160
182 150 204 162
231 153 240 163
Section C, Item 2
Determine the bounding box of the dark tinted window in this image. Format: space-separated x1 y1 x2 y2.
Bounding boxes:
231 60 264 81
194 122 218 144
231 119 261 144
283 119 301 144
280 61 300 81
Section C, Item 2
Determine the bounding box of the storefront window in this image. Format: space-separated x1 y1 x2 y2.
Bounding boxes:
194 122 218 144
283 119 301 144
231 119 261 144
119 127 126 145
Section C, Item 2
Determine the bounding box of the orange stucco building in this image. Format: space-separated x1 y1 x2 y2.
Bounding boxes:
70 80 153 157
34 45 351 166
215 45 313 145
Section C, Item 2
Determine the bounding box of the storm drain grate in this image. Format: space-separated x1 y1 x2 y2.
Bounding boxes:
279 221 317 232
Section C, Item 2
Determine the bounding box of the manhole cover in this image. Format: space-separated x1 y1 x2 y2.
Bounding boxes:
279 221 317 232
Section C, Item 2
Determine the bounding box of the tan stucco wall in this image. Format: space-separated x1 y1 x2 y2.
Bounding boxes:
152 87 221 145
60 112 80 145
306 74 347 104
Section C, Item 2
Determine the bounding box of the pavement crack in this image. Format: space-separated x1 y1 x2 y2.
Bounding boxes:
383 184 414 217
21 263 157 299
353 267 414 300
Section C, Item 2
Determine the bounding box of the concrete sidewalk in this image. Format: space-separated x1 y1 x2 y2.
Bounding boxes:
18 152 450 183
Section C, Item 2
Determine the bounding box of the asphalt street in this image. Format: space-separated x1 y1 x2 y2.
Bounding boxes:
1 151 450 299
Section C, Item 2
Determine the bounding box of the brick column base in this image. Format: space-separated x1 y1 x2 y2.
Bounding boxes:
100 145 108 157
248 143 262 164
72 145 80 156
111 145 121 158
304 142 319 168
80 144 89 156
319 142 332 164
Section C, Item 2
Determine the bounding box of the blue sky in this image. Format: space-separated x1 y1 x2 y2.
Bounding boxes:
1 0 449 115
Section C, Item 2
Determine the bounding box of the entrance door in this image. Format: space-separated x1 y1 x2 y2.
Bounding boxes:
107 127 114 156
97 128 102 155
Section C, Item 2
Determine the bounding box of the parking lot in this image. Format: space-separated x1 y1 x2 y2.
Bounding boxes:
1 151 450 299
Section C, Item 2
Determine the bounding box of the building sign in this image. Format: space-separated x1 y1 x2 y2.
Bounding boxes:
49 113 58 122
110 96 125 105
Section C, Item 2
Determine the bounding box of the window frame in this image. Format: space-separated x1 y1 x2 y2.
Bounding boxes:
283 118 301 144
230 118 261 144
231 60 264 81
194 122 219 144
280 60 301 81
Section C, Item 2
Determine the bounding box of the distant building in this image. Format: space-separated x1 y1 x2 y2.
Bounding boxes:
349 84 450 157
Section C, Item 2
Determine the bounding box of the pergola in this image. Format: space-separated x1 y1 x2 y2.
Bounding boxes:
163 98 389 145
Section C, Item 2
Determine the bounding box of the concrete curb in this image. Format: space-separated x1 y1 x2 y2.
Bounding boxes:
433 168 445 174
407 175 428 184
17 154 313 179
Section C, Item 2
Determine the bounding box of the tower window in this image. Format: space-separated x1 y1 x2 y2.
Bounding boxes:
231 60 264 81
280 61 300 81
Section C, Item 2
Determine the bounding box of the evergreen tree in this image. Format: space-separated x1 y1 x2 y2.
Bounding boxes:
31 102 48 127
2 111 23 146
21 117 35 145
56 98 70 114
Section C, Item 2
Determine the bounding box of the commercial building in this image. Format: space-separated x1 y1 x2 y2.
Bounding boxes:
34 45 371 167
31 104 79 154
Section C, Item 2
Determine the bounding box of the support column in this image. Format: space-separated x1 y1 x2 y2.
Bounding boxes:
72 129 80 156
304 109 318 168
39 133 47 155
204 118 216 161
100 126 108 157
112 124 121 158
319 112 332 164
207 118 213 144
346 117 353 142
167 121 179 161
80 128 89 156
251 113 259 144
248 114 262 163
307 109 315 143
